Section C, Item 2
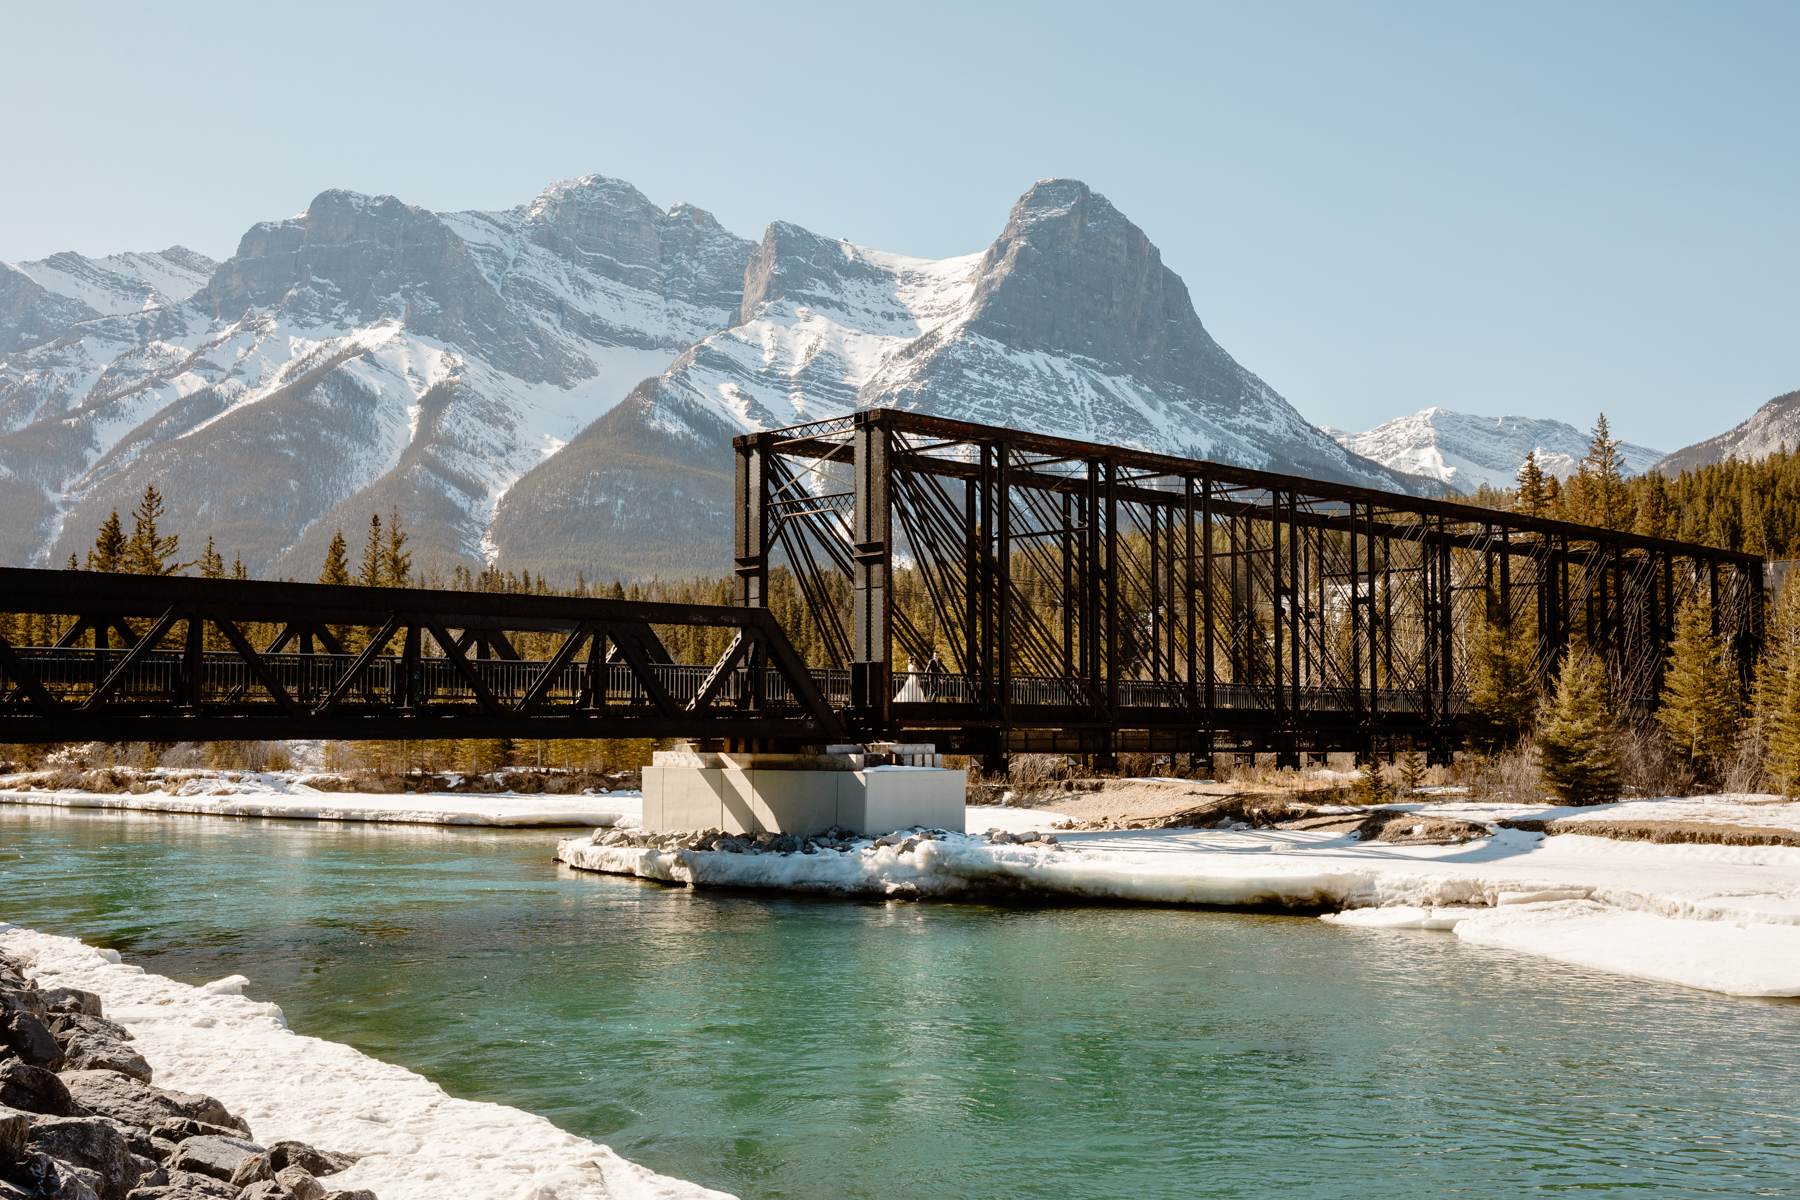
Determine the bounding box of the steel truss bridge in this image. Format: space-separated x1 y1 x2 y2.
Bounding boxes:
0 411 1763 764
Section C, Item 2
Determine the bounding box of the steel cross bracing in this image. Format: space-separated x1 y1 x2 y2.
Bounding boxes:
0 569 845 744
734 409 1763 763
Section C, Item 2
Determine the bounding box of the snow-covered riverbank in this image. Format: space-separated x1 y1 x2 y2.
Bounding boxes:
0 772 637 827
558 798 1800 999
0 924 733 1200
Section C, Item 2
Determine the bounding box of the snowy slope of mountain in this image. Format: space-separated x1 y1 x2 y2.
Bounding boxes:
1331 407 1663 493
491 180 1434 579
0 247 216 355
0 177 751 572
1654 388 1800 474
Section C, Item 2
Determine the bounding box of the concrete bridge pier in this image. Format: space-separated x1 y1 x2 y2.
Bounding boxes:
638 743 966 836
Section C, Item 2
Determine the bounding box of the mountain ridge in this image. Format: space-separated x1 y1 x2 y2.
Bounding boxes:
1331 406 1662 493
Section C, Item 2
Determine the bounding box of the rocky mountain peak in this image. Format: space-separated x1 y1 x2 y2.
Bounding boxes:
520 174 752 314
965 179 1209 386
738 221 886 324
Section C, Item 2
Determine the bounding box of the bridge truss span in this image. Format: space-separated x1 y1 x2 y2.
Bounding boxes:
735 409 1763 762
0 570 846 745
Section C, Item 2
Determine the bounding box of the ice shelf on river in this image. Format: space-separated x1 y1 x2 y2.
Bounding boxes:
0 925 735 1200
557 801 1800 999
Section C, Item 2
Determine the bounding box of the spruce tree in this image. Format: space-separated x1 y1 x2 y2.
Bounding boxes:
1537 649 1621 805
87 511 127 573
1467 608 1538 749
359 514 384 587
231 553 247 580
320 529 351 586
382 510 411 588
198 536 225 579
1634 474 1673 540
1573 414 1628 529
1515 450 1548 517
1397 750 1425 796
1755 581 1800 795
124 485 181 575
1656 592 1740 786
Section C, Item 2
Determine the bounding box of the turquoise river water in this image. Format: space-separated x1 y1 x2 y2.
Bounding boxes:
2 810 1797 1199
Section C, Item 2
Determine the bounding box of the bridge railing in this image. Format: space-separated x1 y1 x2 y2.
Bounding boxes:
4 648 860 716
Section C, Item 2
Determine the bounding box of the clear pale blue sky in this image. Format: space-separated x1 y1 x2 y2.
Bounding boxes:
3 0 1794 450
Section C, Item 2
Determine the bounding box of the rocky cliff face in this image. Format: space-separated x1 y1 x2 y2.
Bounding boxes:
1331 407 1663 493
1654 388 1800 475
3 174 1425 582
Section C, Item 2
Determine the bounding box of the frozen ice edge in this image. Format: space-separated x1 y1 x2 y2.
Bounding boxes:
558 814 1800 1000
0 923 734 1200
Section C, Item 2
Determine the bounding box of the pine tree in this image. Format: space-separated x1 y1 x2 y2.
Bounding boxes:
231 553 247 580
1467 608 1537 749
320 529 351 586
64 553 78 570
1537 649 1621 805
124 485 181 575
1633 473 1673 540
87 511 128 573
1655 592 1740 786
1397 750 1425 796
1352 761 1391 806
1515 450 1548 517
359 514 384 587
1572 414 1628 529
1755 581 1800 795
198 536 225 579
382 510 411 588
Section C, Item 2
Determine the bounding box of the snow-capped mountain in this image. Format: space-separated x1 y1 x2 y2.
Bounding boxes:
1654 388 1800 474
489 180 1434 579
2 175 1428 582
0 177 750 574
0 247 216 355
1329 407 1663 493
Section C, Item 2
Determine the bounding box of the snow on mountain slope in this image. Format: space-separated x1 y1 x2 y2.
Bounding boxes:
0 176 752 573
491 180 1435 580
1654 388 1800 474
1332 407 1662 493
16 247 217 317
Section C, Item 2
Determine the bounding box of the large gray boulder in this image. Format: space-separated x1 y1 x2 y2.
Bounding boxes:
165 1135 262 1184
56 1074 243 1137
56 1032 151 1086
0 1012 62 1070
25 1116 139 1200
0 1060 80 1117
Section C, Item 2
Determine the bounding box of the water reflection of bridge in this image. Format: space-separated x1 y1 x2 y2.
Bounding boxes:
0 411 1762 765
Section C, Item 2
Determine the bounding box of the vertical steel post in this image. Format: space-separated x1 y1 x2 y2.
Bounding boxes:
850 414 892 726
734 436 768 611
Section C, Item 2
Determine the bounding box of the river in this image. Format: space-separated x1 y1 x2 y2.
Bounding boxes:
3 809 1796 1199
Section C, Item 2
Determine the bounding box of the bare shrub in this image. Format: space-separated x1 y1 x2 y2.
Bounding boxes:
1616 723 1692 797
1721 726 1768 795
1471 744 1544 805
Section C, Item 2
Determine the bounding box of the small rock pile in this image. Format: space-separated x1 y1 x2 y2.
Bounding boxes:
583 825 1061 855
1 949 370 1200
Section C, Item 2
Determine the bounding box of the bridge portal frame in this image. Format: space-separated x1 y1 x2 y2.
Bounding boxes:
736 409 1762 762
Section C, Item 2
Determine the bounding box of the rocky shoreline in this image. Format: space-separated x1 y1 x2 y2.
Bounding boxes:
1 949 369 1200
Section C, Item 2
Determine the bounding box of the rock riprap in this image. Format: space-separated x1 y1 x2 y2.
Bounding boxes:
0 949 369 1200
